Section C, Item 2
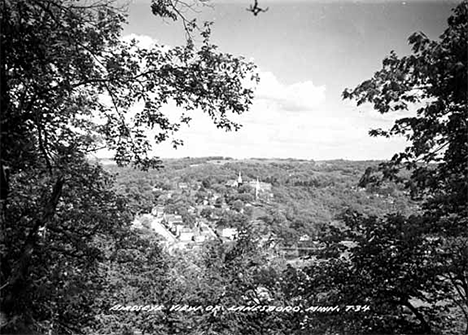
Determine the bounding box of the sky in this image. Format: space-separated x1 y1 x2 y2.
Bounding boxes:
117 0 458 160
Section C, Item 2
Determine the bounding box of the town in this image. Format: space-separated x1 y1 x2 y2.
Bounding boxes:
131 170 277 251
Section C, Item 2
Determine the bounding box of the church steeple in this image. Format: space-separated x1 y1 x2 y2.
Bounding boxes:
255 178 260 200
237 171 243 186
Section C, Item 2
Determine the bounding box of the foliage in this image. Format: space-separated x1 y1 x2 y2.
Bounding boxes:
4 0 465 334
342 1 467 229
1 157 131 334
1 0 258 171
89 228 171 334
0 0 258 333
339 2 468 333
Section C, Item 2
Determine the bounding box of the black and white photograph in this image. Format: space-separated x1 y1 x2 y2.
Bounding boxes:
1 0 467 334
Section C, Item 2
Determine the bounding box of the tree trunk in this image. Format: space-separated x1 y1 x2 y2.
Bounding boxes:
402 300 432 334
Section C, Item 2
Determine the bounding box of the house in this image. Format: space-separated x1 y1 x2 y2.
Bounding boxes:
299 234 311 242
164 214 183 227
178 182 189 190
225 179 238 188
132 219 143 230
151 205 165 218
187 206 196 214
218 227 238 240
179 227 194 242
194 235 207 243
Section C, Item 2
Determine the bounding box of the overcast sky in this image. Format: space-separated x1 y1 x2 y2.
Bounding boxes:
120 0 458 160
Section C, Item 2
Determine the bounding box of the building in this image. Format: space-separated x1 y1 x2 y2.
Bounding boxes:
248 178 273 200
179 227 194 242
151 205 165 218
133 205 239 252
218 227 238 241
132 214 177 244
237 171 243 186
225 171 244 188
164 214 183 226
178 182 189 190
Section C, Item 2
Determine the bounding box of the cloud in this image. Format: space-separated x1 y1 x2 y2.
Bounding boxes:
120 34 172 54
255 71 326 111
94 61 406 160
148 94 407 161
121 33 157 48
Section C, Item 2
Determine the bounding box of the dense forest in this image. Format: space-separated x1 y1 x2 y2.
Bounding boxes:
1 0 466 334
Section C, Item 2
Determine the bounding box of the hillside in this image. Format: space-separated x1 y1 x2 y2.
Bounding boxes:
105 157 417 255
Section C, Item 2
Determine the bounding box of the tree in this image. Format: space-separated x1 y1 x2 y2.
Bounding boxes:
342 1 467 228
90 228 170 335
338 2 467 333
1 156 132 334
0 0 258 333
1 0 258 172
231 199 244 213
201 207 214 219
